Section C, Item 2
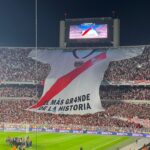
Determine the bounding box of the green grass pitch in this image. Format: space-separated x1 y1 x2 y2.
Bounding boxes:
0 132 136 150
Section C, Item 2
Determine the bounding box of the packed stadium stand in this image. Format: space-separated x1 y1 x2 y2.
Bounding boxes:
0 46 150 135
0 48 50 82
103 46 150 81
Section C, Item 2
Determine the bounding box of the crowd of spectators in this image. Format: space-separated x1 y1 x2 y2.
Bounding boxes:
0 85 43 98
104 46 150 81
0 99 150 132
1 84 149 101
102 101 150 119
100 85 150 100
101 46 150 101
0 46 150 134
0 48 50 82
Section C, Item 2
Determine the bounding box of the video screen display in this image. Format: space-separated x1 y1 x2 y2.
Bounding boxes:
69 23 108 39
65 18 113 47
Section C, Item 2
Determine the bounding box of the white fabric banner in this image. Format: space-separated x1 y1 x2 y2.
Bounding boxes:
28 47 143 114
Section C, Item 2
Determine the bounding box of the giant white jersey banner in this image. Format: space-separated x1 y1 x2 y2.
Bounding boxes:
28 47 144 114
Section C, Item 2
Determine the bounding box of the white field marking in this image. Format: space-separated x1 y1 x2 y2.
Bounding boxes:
92 137 123 150
66 136 121 150
66 136 106 150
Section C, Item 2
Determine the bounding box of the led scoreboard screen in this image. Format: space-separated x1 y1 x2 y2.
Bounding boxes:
69 23 108 39
65 18 113 46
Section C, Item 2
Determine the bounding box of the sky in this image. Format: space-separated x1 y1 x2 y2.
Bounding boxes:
0 0 150 47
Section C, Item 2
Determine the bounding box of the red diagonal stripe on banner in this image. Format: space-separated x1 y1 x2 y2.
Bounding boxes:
30 52 106 109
